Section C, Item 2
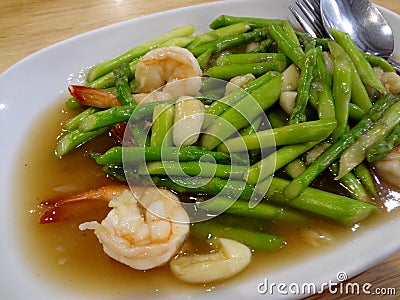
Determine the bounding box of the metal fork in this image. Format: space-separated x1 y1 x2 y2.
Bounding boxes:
289 0 327 38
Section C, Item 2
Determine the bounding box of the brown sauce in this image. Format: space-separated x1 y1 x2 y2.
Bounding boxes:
13 101 400 298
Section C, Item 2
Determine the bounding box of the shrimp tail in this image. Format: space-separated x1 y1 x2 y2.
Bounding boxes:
68 85 121 108
39 206 64 224
39 185 128 224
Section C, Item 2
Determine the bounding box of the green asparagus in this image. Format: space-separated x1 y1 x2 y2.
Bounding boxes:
94 146 247 165
218 119 337 152
284 93 397 201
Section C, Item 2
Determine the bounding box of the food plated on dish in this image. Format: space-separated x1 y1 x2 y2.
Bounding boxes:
1 0 400 299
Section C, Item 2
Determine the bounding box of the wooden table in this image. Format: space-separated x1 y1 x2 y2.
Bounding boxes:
1 0 399 299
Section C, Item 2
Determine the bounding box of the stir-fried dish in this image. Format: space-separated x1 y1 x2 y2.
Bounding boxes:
35 14 400 285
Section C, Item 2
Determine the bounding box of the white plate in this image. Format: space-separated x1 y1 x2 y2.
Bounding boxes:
0 0 399 299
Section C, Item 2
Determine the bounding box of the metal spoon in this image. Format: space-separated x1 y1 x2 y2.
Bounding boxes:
320 0 400 72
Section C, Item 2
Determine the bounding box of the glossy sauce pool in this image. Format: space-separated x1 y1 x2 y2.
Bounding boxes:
13 101 400 298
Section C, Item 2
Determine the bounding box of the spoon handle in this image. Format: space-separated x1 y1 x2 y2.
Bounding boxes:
387 57 400 74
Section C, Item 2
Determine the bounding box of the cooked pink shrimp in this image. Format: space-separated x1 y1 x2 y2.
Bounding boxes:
135 46 202 98
39 185 127 224
68 85 121 108
373 146 400 190
40 185 190 270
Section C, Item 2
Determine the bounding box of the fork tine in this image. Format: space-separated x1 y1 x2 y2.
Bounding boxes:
289 5 318 38
308 0 321 9
302 0 322 23
295 0 326 38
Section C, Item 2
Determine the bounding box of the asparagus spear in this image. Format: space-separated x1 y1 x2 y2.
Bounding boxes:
88 58 140 90
78 99 176 132
190 29 268 57
330 29 386 94
349 62 372 112
205 61 287 80
314 46 335 120
308 88 365 122
300 134 372 202
366 123 400 162
284 159 306 178
329 41 352 142
101 164 126 182
267 178 377 225
198 197 283 221
97 164 376 226
204 71 279 126
94 146 246 165
63 107 100 132
150 103 174 147
152 176 254 200
196 48 213 69
295 31 330 50
246 142 320 185
159 36 194 48
268 23 305 69
55 127 108 157
200 72 282 150
289 48 317 124
354 163 377 197
249 39 273 53
187 22 251 50
142 161 247 180
151 176 376 225
281 20 301 47
329 162 371 202
267 108 288 128
337 100 400 179
284 93 397 201
191 221 285 250
209 15 284 29
215 53 288 66
364 53 395 72
200 195 310 224
113 63 136 106
79 106 135 132
240 114 264 136
218 118 337 152
348 103 365 121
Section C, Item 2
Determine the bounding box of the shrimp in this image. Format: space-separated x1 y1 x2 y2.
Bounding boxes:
373 67 400 95
135 46 202 98
68 85 120 108
373 146 400 190
40 185 190 270
39 185 128 223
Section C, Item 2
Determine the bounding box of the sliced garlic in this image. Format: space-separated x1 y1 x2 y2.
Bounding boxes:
281 64 300 92
224 73 256 96
172 96 205 147
170 238 252 283
279 91 297 115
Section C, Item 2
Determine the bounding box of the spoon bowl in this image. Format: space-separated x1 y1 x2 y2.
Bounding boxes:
321 0 400 72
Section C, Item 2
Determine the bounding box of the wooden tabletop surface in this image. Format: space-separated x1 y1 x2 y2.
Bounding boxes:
1 0 399 299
